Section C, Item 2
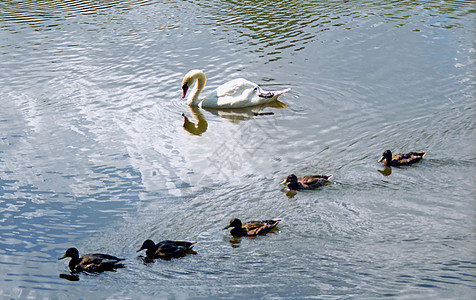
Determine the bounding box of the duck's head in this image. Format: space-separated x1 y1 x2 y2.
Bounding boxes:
137 240 156 252
378 150 392 163
281 174 298 185
59 248 79 260
181 69 206 99
224 218 242 229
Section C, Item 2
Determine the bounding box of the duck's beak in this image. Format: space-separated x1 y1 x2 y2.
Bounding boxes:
136 247 144 253
377 156 384 163
58 254 66 260
182 84 188 98
223 225 231 230
280 179 287 184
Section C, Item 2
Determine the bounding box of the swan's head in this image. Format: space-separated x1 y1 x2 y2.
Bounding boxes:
181 79 190 98
182 69 206 99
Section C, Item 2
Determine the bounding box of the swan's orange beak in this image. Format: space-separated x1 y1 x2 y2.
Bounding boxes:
182 84 188 98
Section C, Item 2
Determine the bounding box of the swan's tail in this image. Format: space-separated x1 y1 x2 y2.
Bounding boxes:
258 87 291 100
274 88 291 97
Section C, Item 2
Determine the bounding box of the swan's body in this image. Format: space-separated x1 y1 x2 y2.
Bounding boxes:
181 70 290 108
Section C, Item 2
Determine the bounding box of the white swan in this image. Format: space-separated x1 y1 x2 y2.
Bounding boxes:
181 70 290 108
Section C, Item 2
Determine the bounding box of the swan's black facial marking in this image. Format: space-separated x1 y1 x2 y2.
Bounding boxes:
182 83 188 98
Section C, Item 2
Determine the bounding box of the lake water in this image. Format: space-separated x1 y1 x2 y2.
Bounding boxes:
0 0 475 298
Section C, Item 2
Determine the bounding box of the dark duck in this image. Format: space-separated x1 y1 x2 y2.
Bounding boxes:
137 239 197 259
378 150 426 167
224 218 282 236
281 174 333 190
58 248 125 273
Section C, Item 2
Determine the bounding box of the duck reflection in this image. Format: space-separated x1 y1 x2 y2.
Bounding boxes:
182 100 288 135
281 187 297 198
224 235 243 248
137 249 198 264
378 166 392 176
59 273 80 281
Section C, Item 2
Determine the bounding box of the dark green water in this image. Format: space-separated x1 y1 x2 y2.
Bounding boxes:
0 0 475 298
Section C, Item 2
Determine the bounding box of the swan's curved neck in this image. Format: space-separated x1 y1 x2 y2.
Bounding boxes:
187 71 207 106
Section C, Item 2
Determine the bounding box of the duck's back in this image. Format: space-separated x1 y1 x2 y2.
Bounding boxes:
298 175 332 188
76 253 124 272
299 175 331 183
392 152 426 166
156 240 196 257
242 220 280 236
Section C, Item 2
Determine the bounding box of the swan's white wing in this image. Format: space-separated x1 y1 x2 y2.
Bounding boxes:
203 78 257 108
201 78 290 108
215 78 257 97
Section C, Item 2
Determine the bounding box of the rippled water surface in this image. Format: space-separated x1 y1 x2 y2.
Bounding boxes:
1 0 475 298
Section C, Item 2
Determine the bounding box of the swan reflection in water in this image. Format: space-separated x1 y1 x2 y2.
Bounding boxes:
182 100 288 135
182 106 208 136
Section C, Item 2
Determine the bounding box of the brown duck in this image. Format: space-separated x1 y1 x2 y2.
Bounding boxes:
224 218 282 236
378 150 426 167
281 174 333 190
137 239 197 259
58 248 125 273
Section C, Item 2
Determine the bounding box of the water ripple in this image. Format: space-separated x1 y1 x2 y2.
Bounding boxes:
195 0 476 63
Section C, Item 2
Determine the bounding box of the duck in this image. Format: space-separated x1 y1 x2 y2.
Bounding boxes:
281 174 333 190
223 218 282 236
181 69 290 108
137 239 197 259
378 150 426 167
58 248 125 273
